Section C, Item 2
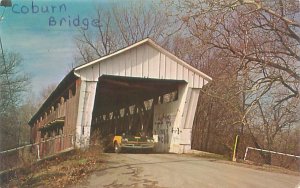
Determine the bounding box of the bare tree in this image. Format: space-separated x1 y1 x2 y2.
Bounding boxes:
165 0 300 166
74 2 168 65
75 9 119 64
112 2 167 46
38 83 57 107
0 52 29 113
18 95 38 145
168 0 299 103
246 89 300 163
0 51 30 150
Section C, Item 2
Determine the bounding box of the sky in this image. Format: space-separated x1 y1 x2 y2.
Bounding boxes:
0 0 133 96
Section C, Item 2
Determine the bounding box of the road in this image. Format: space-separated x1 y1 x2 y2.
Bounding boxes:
75 153 300 188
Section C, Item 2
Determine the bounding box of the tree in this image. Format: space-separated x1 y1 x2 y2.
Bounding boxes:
246 89 300 163
75 2 168 65
0 51 30 150
165 0 300 164
37 83 57 107
18 95 38 145
168 0 299 103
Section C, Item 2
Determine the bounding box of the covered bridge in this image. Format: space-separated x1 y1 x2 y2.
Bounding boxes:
29 38 212 154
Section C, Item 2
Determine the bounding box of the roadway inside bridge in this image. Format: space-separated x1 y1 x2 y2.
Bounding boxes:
90 75 185 145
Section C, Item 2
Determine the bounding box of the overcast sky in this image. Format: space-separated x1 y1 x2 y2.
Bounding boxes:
0 0 130 96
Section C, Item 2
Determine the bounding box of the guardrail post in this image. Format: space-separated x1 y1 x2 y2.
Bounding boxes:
71 135 74 148
36 144 40 160
243 147 249 161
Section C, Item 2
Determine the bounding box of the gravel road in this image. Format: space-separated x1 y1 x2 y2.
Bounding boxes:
75 153 300 188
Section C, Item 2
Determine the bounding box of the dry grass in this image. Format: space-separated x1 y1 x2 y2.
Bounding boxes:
2 146 107 188
186 150 229 160
187 150 300 176
232 159 300 176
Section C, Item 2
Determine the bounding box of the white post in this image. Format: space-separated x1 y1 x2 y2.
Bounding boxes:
36 144 40 160
244 147 249 161
71 135 74 147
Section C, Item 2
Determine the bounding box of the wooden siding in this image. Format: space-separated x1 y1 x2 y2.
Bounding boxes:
32 80 81 144
75 43 209 88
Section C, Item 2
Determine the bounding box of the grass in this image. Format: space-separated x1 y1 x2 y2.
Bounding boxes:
2 146 107 188
186 150 300 176
186 150 229 161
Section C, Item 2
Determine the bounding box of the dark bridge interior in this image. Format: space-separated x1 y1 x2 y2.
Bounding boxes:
91 75 185 141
